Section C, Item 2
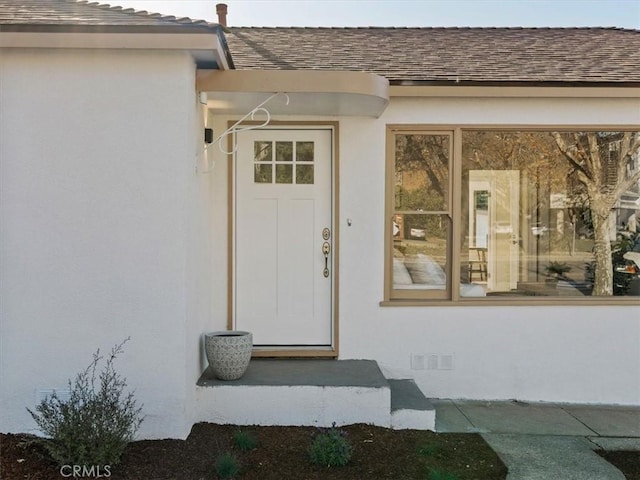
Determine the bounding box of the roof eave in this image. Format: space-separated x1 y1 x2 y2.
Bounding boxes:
390 80 640 88
389 83 640 99
0 23 217 34
0 24 233 70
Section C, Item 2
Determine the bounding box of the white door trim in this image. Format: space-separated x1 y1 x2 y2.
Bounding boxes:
229 123 339 356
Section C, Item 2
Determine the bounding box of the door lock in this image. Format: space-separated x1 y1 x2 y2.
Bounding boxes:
322 241 330 277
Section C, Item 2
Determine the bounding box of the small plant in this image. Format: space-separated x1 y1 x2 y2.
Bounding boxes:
428 469 459 480
309 423 352 467
215 452 241 479
27 338 143 467
233 429 258 451
545 261 571 279
417 442 440 457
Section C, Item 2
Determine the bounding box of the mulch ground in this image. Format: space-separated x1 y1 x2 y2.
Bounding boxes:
598 450 640 480
1 423 507 480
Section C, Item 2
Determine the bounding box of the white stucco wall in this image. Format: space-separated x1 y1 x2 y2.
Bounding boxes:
184 101 215 432
339 96 640 406
211 95 640 406
3 53 638 442
0 48 204 438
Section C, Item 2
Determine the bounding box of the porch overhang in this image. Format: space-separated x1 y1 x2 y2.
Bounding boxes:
196 70 390 117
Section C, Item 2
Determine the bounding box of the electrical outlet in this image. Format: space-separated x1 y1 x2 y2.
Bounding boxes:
411 354 425 370
413 354 455 370
427 354 439 370
440 354 454 370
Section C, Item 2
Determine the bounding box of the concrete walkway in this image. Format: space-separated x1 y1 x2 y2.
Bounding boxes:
432 400 640 480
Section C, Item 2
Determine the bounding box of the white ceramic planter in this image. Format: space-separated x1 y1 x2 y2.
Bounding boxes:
204 331 253 380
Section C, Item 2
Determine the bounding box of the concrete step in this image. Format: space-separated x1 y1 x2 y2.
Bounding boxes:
195 359 435 431
195 359 391 428
389 379 436 430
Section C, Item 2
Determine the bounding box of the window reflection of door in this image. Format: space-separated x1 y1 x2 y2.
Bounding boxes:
468 188 489 283
469 171 520 292
470 187 489 249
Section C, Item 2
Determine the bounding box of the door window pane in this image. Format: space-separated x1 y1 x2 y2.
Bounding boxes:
254 141 272 162
296 142 314 162
276 142 293 162
254 140 318 185
254 141 273 183
275 164 293 184
296 165 314 184
254 164 272 183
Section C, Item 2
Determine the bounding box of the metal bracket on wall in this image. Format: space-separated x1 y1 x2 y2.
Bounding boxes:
207 92 290 155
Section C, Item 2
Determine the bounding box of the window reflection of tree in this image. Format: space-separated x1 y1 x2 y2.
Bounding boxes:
460 130 640 296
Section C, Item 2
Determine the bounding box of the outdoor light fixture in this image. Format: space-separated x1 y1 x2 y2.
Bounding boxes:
204 128 213 144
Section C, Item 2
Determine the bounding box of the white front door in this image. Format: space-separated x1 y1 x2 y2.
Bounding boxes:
234 128 333 347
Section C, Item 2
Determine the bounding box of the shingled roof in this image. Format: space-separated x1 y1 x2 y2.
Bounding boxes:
226 27 640 85
0 0 217 33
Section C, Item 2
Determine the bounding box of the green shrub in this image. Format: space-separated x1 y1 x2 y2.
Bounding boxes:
233 429 258 451
27 338 143 467
309 423 352 467
428 470 459 480
215 452 241 479
417 443 440 457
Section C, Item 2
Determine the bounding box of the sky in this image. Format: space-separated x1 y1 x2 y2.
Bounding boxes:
111 0 640 29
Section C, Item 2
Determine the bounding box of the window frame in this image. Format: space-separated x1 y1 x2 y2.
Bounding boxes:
383 124 640 306
385 127 454 300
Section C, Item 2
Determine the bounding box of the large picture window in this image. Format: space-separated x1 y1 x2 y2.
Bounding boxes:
386 127 640 302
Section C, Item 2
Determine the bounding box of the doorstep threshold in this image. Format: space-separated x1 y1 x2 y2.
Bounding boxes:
197 358 388 388
251 345 337 358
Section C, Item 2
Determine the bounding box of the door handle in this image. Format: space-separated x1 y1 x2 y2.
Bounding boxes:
322 241 330 278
